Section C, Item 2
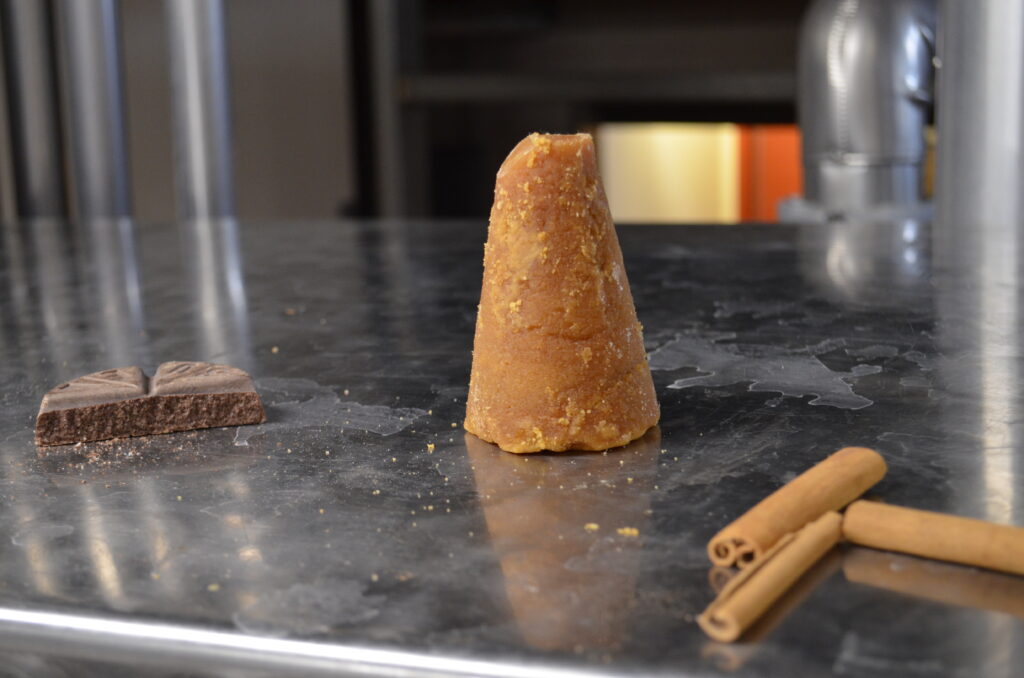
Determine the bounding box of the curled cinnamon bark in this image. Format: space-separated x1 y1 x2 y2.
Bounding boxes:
708 447 886 568
698 511 842 643
842 501 1024 577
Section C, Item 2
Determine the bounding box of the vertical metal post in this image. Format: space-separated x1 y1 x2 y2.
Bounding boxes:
935 0 1024 264
934 0 1024 525
165 0 234 219
56 0 132 219
0 0 67 217
368 0 404 217
368 0 426 217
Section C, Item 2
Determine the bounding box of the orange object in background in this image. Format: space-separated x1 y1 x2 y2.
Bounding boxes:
738 125 802 222
597 123 802 224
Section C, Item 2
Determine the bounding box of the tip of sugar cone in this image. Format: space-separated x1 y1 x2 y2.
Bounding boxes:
498 132 594 177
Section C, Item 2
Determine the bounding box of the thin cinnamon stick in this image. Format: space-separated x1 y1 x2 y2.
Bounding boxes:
698 511 842 643
843 548 1024 618
701 549 842 669
707 447 886 568
842 500 1024 577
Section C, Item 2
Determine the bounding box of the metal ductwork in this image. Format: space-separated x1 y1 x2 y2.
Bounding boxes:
797 0 937 215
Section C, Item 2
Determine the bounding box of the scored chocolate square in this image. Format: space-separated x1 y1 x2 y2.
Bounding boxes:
40 367 148 411
36 361 265 447
152 361 258 395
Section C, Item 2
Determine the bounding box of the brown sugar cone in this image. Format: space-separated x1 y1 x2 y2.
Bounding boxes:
465 428 660 651
697 511 842 643
707 446 886 568
464 132 659 453
842 500 1024 577
842 547 1024 618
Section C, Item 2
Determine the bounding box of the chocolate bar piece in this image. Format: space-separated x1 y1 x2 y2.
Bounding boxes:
35 362 266 446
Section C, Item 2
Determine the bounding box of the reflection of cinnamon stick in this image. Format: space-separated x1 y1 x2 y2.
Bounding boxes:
708 566 738 594
707 447 886 568
842 501 1024 577
698 511 842 643
843 548 1024 618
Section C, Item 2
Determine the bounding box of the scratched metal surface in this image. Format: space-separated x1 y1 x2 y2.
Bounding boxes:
0 217 1020 677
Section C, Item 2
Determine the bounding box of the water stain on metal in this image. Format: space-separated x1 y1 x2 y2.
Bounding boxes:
649 334 881 410
232 581 384 636
846 345 900 360
234 378 426 446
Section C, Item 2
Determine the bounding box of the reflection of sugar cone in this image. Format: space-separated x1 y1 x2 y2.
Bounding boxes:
466 428 660 651
465 133 659 453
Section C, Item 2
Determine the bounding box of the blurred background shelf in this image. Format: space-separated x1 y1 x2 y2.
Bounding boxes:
397 73 795 104
1 0 811 223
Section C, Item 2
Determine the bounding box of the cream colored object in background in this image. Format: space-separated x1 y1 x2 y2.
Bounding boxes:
596 123 740 223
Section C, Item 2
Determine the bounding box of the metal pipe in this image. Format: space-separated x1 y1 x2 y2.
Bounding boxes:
934 0 1024 523
56 0 132 219
0 0 67 217
165 0 234 219
933 6 1024 670
934 0 1024 270
798 0 936 213
368 0 404 217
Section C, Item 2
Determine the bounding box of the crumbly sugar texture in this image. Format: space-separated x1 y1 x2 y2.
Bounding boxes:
464 132 659 453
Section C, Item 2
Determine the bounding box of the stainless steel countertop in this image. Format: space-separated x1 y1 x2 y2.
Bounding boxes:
0 217 1020 677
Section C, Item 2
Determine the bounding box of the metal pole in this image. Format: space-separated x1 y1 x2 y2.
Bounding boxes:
0 0 67 217
935 0 1024 265
56 0 132 219
368 0 404 217
165 0 234 219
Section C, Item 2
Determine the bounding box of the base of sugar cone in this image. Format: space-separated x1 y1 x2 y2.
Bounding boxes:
463 423 658 454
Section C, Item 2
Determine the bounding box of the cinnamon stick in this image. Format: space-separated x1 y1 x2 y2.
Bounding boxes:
698 511 842 643
701 550 841 669
843 548 1024 618
707 447 886 568
842 500 1024 577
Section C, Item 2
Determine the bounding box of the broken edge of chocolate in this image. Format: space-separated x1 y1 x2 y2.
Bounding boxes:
35 361 266 447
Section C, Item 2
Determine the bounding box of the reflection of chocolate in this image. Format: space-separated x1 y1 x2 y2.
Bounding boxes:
38 429 260 483
843 547 1024 618
466 428 660 652
36 362 265 446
